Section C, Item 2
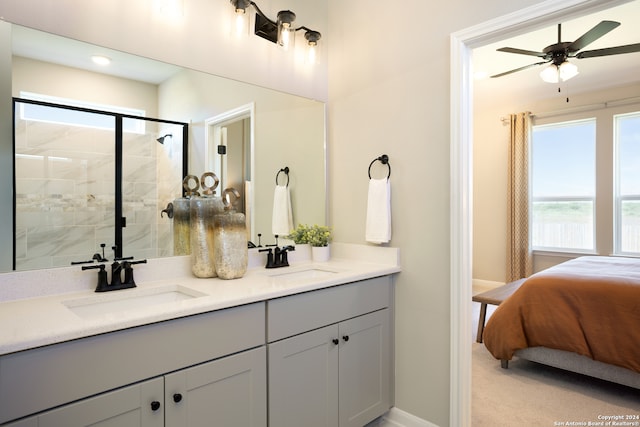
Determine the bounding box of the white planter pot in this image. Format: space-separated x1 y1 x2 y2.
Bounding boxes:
311 245 330 262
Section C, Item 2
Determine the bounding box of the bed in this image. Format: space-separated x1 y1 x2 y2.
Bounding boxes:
483 256 640 389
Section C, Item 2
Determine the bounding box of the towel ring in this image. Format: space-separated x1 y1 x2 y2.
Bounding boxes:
368 154 391 179
276 167 290 187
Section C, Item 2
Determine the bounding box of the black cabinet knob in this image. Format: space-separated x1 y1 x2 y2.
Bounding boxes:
342 335 350 342
332 338 339 345
173 393 183 403
150 401 161 411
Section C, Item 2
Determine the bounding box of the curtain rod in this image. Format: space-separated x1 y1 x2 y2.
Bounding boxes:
500 95 640 123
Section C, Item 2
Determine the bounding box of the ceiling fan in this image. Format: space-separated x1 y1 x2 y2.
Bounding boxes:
491 20 640 81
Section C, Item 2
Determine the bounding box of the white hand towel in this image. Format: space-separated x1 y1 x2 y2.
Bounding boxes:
272 184 294 236
366 178 391 244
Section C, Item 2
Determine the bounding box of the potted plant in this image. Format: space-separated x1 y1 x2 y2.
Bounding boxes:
287 224 332 261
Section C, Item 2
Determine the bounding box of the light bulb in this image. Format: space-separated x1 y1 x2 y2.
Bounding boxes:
234 9 249 37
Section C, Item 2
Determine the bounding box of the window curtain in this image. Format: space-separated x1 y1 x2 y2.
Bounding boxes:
506 112 533 282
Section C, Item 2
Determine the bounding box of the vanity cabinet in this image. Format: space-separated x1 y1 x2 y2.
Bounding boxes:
5 347 266 427
0 303 266 426
0 273 395 427
267 276 393 427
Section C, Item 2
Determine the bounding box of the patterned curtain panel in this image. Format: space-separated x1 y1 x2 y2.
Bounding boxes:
506 112 533 282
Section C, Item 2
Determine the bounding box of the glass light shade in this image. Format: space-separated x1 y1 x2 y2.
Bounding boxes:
540 64 559 83
277 11 296 50
306 42 318 64
304 31 321 65
559 61 579 81
233 8 250 37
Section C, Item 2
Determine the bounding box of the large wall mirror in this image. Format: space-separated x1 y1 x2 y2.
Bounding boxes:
1 23 326 273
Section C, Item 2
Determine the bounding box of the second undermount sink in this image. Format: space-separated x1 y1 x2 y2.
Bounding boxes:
267 266 341 280
63 285 207 319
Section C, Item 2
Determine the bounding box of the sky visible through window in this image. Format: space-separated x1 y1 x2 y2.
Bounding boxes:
532 120 595 198
617 114 640 196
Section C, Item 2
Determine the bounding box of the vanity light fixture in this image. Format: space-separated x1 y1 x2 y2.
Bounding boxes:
229 0 321 54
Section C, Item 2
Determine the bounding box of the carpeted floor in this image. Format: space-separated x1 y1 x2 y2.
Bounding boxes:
472 301 640 426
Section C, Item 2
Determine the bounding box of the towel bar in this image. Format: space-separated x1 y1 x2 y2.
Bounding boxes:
276 167 290 186
368 155 391 179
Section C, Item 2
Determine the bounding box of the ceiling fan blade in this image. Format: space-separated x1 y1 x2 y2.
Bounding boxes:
490 61 549 78
567 20 620 52
576 42 640 58
496 47 546 57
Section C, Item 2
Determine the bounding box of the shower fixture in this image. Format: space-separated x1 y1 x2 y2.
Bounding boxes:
157 134 173 144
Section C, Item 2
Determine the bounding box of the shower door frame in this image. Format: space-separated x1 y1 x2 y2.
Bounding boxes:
12 97 189 269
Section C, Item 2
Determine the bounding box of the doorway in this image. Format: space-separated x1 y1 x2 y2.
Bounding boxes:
449 0 629 424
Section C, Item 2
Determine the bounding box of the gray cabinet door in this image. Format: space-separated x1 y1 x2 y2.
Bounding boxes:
38 377 164 427
339 309 391 427
164 346 267 427
268 325 340 427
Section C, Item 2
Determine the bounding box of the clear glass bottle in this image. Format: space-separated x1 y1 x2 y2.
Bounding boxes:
213 188 248 279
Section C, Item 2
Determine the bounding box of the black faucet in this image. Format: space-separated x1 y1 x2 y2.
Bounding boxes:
259 248 276 268
276 245 295 267
260 245 295 269
82 259 147 292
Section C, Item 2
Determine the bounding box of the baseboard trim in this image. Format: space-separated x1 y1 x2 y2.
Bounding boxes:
377 407 439 427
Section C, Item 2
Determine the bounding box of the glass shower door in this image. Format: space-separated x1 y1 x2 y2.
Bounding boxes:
120 117 185 260
14 101 116 270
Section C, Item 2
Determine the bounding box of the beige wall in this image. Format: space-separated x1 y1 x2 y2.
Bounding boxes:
474 82 640 283
12 56 159 116
327 1 544 424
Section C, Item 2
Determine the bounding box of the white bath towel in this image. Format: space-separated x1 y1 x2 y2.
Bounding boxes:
272 184 294 236
366 178 391 244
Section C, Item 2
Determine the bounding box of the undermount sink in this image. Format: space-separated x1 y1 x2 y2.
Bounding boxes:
63 285 207 319
267 267 341 280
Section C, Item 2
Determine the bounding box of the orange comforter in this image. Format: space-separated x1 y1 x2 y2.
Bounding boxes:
483 256 640 373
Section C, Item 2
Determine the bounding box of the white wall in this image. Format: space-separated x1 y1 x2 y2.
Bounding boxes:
473 82 640 283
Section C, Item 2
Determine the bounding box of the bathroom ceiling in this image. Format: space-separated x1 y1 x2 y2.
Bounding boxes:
11 25 182 84
473 0 640 105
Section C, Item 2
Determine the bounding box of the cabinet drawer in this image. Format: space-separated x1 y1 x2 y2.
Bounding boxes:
0 302 265 424
267 276 392 342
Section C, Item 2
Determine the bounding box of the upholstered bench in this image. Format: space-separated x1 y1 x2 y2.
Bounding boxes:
473 278 526 343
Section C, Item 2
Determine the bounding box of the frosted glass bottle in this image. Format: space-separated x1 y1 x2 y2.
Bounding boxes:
173 198 191 256
213 188 248 280
190 195 224 278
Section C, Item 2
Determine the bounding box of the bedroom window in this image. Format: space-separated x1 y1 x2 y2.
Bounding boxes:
614 111 640 255
531 119 596 252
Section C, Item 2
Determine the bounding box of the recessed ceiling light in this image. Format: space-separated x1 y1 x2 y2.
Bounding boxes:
91 55 111 66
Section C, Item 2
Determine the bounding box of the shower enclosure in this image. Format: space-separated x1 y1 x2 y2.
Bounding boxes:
13 98 188 271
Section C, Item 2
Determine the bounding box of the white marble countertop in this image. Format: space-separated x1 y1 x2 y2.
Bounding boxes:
0 243 400 355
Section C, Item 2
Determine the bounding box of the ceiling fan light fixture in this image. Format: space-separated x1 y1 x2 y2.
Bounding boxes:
540 64 559 83
559 61 579 81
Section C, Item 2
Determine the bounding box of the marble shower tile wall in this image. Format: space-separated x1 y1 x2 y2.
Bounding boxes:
15 117 182 270
155 127 184 258
15 120 116 270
